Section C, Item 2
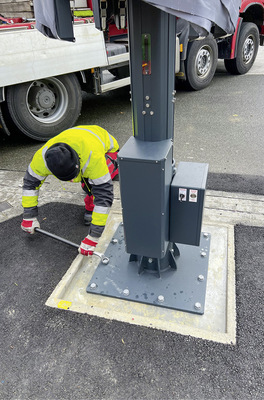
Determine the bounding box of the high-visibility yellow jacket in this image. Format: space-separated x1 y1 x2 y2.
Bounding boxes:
22 125 119 236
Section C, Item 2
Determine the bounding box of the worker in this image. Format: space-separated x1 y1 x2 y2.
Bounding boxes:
21 125 119 256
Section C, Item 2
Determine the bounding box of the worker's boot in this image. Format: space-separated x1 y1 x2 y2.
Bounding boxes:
84 211 92 226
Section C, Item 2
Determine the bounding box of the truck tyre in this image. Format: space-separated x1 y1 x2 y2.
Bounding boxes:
224 22 259 75
185 36 218 90
6 74 82 141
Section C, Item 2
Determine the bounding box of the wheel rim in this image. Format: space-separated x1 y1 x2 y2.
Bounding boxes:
242 35 255 64
195 45 212 78
26 77 69 123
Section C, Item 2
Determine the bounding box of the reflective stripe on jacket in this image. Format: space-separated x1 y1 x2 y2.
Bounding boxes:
22 125 119 228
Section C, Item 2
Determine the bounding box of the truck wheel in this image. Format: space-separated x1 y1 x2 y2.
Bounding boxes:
6 74 82 141
185 37 218 90
224 22 259 75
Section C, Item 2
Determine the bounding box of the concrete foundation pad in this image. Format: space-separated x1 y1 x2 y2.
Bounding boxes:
46 211 236 344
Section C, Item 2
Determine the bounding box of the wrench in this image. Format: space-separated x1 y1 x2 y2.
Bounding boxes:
35 227 109 264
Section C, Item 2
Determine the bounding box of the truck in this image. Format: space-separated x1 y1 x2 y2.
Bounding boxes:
176 0 264 90
0 1 130 141
0 0 263 141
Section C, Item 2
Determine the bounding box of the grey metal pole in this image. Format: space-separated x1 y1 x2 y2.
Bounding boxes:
87 1 211 313
127 0 177 141
117 0 178 270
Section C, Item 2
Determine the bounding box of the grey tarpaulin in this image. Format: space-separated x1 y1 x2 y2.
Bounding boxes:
33 0 241 41
143 0 241 36
33 0 75 42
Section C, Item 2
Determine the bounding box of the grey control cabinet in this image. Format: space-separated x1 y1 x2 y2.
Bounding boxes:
170 162 209 246
118 136 173 259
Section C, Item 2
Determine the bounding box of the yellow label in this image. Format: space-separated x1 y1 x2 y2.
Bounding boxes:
57 300 72 310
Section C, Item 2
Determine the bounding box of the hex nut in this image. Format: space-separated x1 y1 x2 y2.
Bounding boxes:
90 283 97 290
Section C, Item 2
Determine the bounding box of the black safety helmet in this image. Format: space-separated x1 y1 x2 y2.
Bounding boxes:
45 143 80 181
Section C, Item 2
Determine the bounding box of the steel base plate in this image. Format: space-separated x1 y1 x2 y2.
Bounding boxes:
86 224 211 314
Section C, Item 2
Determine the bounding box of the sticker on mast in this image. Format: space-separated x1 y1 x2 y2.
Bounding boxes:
189 189 198 202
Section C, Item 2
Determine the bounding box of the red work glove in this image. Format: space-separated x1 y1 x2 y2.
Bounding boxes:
78 235 99 256
21 217 40 234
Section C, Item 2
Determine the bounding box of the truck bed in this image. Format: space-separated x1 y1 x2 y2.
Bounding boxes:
0 21 129 88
